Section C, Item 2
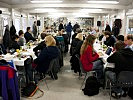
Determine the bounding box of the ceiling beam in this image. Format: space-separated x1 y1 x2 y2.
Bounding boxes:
0 1 11 8
12 4 126 9
23 9 117 14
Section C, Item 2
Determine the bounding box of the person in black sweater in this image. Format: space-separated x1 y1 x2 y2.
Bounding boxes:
59 22 64 31
34 35 60 79
105 41 133 96
104 31 116 47
33 33 47 56
70 33 83 56
24 27 36 43
10 35 20 51
106 40 133 81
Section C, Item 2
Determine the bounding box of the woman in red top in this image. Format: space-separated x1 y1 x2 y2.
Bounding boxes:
80 34 101 72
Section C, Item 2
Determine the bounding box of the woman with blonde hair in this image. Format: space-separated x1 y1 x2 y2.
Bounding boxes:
34 35 60 79
70 33 83 55
80 34 103 79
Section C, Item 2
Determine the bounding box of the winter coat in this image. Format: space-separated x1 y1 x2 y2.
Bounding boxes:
3 28 12 49
107 48 133 75
70 38 82 55
34 46 60 73
66 23 72 32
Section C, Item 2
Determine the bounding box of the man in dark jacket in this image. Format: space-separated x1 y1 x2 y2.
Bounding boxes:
73 22 80 33
106 41 133 85
66 22 72 44
59 22 64 31
32 21 37 38
33 33 47 56
24 27 36 43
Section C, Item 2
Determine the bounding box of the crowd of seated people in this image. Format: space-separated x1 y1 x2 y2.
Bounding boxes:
1 20 133 100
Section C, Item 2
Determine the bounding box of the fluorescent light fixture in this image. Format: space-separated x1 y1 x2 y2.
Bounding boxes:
48 13 65 17
35 8 57 12
73 13 90 17
87 1 119 4
31 0 63 3
80 9 102 12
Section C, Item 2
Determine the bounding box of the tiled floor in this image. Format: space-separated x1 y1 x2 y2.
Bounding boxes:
22 53 132 100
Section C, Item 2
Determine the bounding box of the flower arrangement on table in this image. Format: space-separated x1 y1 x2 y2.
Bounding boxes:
26 42 32 49
16 49 22 60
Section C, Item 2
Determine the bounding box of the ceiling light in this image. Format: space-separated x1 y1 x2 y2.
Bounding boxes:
87 1 119 4
35 8 57 12
80 9 102 12
31 0 63 3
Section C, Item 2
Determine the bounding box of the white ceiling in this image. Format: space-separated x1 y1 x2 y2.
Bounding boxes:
0 0 133 15
0 0 132 5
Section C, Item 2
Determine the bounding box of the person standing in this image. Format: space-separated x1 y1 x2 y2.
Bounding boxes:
112 19 122 37
32 21 37 38
59 22 64 31
66 22 72 44
73 22 80 33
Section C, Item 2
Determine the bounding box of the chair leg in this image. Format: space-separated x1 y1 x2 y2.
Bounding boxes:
80 73 87 90
51 71 55 80
78 72 82 80
19 77 23 98
44 79 49 90
109 81 112 100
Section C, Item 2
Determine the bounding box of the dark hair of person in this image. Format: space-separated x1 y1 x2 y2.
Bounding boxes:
80 34 96 55
27 27 30 32
114 40 125 51
45 27 48 30
18 30 24 36
41 33 47 39
127 34 133 41
116 35 124 41
114 19 122 29
104 31 112 36
12 35 19 41
105 25 111 32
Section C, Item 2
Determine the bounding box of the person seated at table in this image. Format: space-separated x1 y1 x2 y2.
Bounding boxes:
104 31 116 47
34 35 60 79
33 33 47 56
116 35 124 41
124 34 133 51
10 35 20 50
105 41 133 96
24 27 36 43
18 30 25 46
80 34 104 79
72 28 82 40
70 33 83 56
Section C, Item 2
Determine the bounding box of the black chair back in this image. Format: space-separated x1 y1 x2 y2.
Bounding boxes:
117 71 133 87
